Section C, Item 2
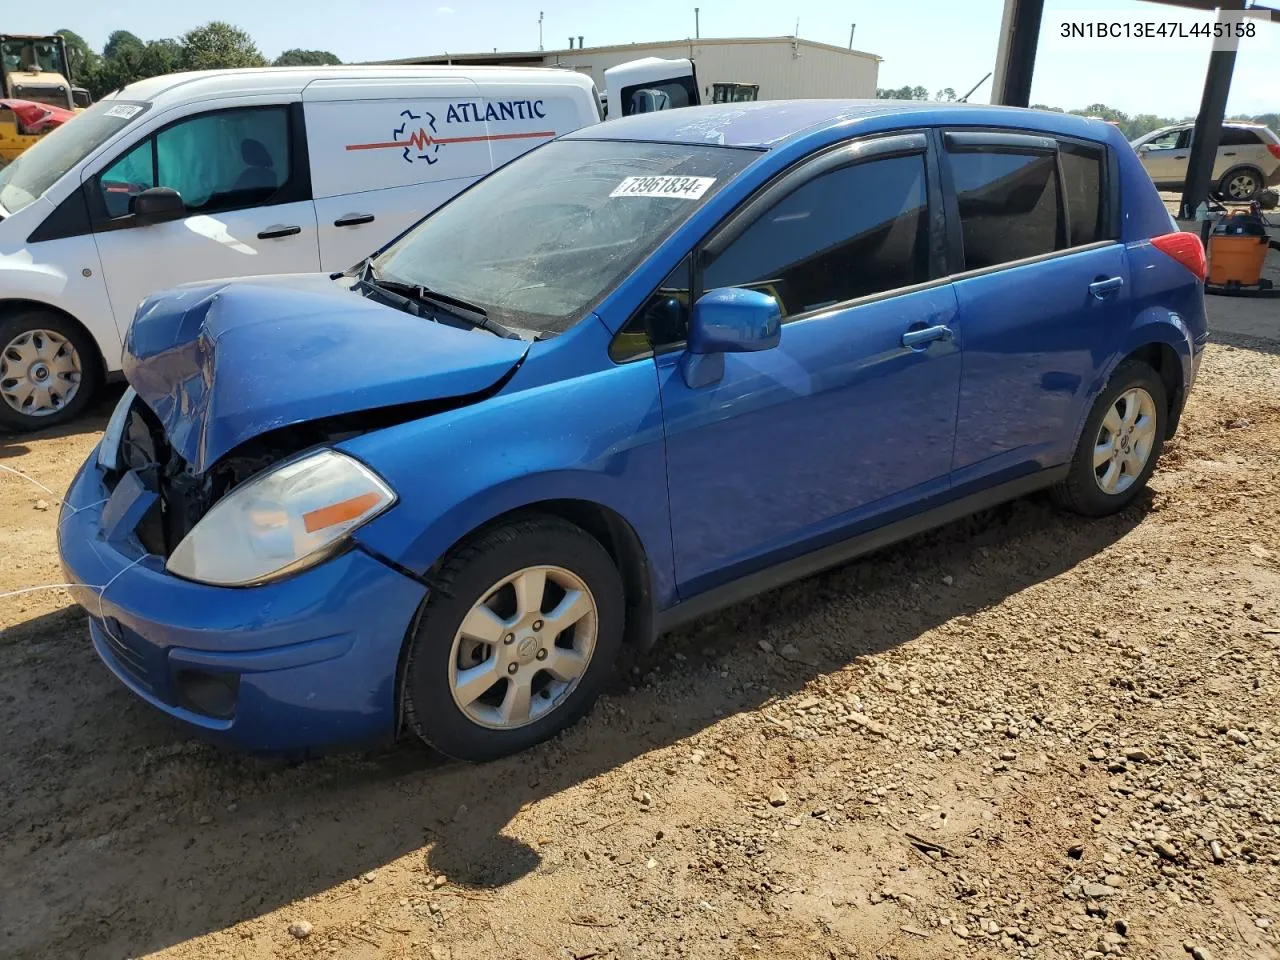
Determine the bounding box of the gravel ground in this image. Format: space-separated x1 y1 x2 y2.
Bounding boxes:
2 343 1279 960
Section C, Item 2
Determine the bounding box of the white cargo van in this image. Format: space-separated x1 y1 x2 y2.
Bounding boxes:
0 61 695 429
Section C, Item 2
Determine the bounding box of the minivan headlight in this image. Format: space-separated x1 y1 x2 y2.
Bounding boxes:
165 449 395 587
97 386 137 471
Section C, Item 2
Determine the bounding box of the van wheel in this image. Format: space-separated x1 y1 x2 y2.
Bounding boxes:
0 311 101 431
1216 166 1263 202
401 515 624 762
1053 360 1167 517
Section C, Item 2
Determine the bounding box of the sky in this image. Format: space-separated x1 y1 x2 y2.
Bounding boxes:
8 0 1277 118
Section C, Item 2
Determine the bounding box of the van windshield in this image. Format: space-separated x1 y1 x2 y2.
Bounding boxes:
371 139 757 334
0 100 148 216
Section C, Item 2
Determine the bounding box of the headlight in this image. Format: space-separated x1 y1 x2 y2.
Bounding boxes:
97 386 137 471
165 449 395 587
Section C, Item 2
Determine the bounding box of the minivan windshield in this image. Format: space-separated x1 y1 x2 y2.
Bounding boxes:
0 99 148 216
371 139 757 334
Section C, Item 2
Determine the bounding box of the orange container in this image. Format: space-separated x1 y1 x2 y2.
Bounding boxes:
1207 234 1269 287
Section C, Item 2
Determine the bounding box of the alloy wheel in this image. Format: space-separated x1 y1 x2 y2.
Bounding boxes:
0 328 82 418
1093 387 1158 496
1226 171 1259 200
448 565 599 730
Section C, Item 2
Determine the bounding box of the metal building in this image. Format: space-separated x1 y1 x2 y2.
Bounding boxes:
386 37 882 102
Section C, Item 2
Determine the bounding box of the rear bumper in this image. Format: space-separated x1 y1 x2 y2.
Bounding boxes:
57 456 428 753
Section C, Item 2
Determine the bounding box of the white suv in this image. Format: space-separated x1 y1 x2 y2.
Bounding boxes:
1130 121 1280 201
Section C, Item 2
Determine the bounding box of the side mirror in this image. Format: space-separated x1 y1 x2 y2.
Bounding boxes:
682 287 781 389
131 187 185 225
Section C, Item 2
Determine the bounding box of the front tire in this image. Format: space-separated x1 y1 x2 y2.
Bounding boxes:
402 515 625 762
1053 360 1167 517
0 311 101 431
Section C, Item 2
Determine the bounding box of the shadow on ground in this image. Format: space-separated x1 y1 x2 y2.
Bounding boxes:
0 488 1151 959
0 383 125 459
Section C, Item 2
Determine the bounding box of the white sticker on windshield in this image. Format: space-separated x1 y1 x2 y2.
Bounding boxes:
104 104 143 120
610 176 716 200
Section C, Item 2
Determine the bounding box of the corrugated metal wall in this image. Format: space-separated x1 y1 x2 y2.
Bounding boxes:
547 40 880 102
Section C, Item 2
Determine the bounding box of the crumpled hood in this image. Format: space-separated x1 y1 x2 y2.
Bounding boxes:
123 274 529 473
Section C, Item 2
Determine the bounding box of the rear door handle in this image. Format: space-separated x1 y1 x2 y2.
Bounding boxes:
334 213 375 227
257 224 301 239
1223 151 1237 156
901 324 953 349
1089 276 1124 299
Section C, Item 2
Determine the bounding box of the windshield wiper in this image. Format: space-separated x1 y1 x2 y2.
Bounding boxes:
352 259 522 340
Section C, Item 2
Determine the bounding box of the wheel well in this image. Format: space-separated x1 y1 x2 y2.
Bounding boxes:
1215 164 1265 191
1121 342 1183 438
0 298 107 380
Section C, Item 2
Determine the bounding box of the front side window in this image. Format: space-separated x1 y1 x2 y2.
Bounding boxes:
948 149 1062 270
622 78 697 115
0 99 147 215
95 107 290 219
703 153 931 318
1144 129 1182 150
373 139 755 335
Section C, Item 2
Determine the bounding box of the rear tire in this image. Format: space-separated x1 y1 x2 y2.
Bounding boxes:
1216 166 1264 202
0 310 101 432
402 515 625 762
1053 360 1167 517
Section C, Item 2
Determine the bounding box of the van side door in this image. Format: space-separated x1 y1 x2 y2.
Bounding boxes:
82 100 320 338
303 77 499 272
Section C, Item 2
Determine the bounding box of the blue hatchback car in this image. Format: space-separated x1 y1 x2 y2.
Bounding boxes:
59 101 1208 761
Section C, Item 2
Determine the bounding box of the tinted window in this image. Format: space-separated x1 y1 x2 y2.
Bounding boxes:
1219 127 1263 147
949 150 1062 270
703 153 930 318
621 78 696 114
1060 144 1106 247
611 256 691 360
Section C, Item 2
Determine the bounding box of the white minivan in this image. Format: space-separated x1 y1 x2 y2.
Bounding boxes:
0 61 695 429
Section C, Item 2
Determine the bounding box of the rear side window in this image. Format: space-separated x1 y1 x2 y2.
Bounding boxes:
702 153 931 318
1059 144 1106 247
1219 127 1263 147
948 149 1061 270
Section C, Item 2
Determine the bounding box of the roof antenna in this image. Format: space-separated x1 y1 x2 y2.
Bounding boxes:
958 71 993 103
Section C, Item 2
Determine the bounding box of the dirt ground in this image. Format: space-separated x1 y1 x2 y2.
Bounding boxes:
3 343 1280 960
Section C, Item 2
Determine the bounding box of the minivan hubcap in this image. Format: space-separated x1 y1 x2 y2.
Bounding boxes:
1227 173 1258 199
1093 387 1157 495
0 329 82 417
448 565 598 730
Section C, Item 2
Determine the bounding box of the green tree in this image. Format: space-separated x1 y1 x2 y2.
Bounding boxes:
56 28 97 83
179 21 267 71
934 87 957 101
876 85 929 100
273 48 341 67
137 39 183 77
102 30 144 62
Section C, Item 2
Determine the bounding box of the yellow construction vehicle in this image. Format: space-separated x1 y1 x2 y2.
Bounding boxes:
0 34 90 167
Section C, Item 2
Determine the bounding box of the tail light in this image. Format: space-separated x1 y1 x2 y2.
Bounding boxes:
1151 231 1207 281
1267 143 1280 160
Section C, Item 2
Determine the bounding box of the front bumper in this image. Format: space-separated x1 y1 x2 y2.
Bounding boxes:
56 454 428 753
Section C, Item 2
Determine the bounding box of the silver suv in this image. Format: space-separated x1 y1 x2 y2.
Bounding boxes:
1130 121 1280 201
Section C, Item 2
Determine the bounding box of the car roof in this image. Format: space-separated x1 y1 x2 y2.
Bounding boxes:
104 65 595 108
567 99 1120 149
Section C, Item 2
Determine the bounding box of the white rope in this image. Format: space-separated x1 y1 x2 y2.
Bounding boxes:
0 583 81 600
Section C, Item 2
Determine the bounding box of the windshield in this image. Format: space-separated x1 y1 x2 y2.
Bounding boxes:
372 139 757 334
0 99 147 215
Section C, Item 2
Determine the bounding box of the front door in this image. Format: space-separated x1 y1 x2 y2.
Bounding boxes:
942 132 1131 487
656 140 961 595
84 104 320 336
1138 127 1190 188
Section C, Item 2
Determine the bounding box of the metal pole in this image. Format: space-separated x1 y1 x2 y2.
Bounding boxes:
539 11 544 51
1178 3 1243 220
695 7 700 39
991 0 1045 107
849 24 856 49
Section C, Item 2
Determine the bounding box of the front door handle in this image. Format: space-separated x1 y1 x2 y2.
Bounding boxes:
1223 151 1237 156
1174 154 1187 159
334 213 375 227
1089 275 1124 299
901 324 953 349
257 224 301 239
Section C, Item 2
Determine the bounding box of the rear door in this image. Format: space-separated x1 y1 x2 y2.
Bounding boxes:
943 130 1130 487
84 101 320 335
